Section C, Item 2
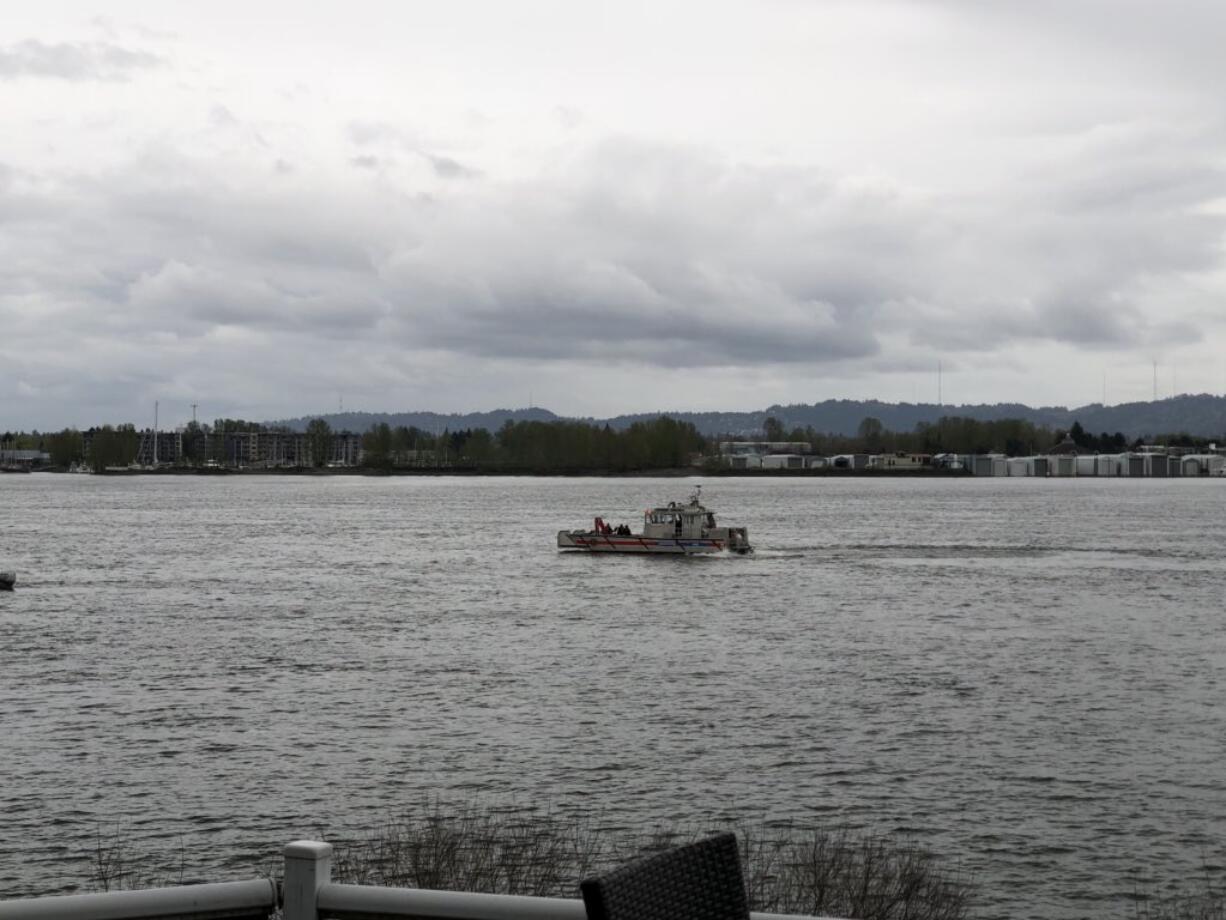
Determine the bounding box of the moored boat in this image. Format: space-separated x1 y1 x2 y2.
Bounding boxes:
557 486 752 555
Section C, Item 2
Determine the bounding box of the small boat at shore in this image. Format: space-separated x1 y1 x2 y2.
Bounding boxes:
557 486 753 555
0 571 15 591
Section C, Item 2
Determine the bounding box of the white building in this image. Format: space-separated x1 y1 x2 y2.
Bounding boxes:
761 454 807 470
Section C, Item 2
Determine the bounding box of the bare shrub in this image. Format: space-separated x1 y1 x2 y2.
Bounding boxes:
91 825 187 892
328 803 610 896
750 824 970 920
325 804 972 920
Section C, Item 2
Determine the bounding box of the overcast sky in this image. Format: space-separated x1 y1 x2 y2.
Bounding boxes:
3 1 1226 430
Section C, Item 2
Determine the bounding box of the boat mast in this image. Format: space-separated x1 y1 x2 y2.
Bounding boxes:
154 401 158 466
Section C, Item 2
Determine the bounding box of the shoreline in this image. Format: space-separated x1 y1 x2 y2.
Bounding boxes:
34 466 974 478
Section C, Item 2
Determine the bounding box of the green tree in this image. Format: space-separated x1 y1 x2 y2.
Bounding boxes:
180 421 205 465
46 429 84 467
461 428 496 464
391 426 413 465
306 418 332 467
362 422 394 472
857 416 884 450
88 424 139 472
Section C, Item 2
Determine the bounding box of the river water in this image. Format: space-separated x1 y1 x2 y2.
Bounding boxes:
1 474 1224 918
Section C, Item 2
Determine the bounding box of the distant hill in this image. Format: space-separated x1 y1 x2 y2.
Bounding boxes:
268 394 1226 440
598 395 1226 438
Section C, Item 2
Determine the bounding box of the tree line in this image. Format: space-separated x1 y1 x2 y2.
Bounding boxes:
360 417 707 472
6 412 1218 473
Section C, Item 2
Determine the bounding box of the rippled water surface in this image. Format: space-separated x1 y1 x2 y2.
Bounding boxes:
2 474 1225 918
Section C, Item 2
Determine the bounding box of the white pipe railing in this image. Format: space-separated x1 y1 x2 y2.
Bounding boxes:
318 884 587 920
0 879 276 920
0 841 834 920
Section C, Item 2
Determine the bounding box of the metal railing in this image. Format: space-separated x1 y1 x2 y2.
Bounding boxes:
0 879 276 920
0 841 834 920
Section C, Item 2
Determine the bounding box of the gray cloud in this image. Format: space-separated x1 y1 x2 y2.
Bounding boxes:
346 120 478 179
425 154 479 180
3 129 1224 427
0 39 163 81
126 260 386 333
6 0 1226 428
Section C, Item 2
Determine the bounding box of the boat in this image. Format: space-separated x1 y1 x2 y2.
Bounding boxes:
0 572 14 591
1 446 33 472
557 486 753 555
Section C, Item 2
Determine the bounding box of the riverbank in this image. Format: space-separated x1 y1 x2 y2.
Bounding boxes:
35 465 973 477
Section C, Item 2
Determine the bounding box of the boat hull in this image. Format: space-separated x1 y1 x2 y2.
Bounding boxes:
557 531 747 555
0 572 15 590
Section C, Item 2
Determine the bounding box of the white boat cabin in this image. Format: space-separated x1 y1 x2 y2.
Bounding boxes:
642 502 717 539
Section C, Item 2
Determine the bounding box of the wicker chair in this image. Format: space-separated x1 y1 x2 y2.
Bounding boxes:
579 832 751 920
